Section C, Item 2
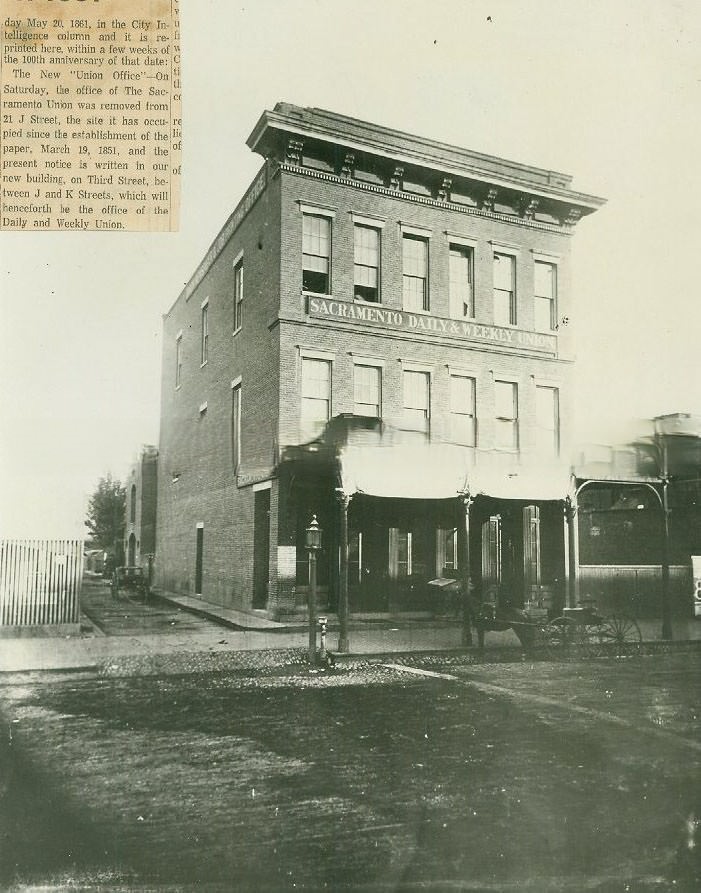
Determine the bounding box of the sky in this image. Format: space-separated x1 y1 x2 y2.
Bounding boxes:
1 0 700 538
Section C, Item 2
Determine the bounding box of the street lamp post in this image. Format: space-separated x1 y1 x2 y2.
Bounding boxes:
305 515 322 664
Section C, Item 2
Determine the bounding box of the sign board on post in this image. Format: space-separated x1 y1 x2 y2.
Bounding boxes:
692 556 701 618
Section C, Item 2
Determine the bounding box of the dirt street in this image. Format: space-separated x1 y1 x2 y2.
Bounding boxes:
0 650 699 891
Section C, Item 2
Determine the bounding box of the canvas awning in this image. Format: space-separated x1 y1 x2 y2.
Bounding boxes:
338 443 573 502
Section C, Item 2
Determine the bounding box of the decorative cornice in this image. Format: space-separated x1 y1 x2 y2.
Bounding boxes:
561 207 582 227
248 105 606 213
278 163 575 234
521 197 539 220
390 165 404 190
482 188 498 212
286 138 304 166
437 177 452 202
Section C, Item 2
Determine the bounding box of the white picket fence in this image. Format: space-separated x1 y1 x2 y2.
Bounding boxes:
0 539 83 627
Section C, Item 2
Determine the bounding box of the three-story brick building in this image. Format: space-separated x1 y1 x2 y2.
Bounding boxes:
155 103 604 631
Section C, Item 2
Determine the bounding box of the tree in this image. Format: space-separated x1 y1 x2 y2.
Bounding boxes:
85 474 126 562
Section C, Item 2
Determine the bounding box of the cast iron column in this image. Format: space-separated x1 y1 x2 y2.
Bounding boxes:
564 496 578 609
337 490 350 653
460 492 473 646
661 475 673 640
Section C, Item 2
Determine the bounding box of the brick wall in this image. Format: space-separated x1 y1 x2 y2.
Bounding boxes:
277 168 574 460
155 168 282 608
124 448 157 567
156 158 581 612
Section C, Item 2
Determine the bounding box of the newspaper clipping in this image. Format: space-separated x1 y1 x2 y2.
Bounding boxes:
0 0 180 231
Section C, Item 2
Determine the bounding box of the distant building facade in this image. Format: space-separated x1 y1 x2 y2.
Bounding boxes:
575 413 701 615
124 445 158 570
155 103 604 618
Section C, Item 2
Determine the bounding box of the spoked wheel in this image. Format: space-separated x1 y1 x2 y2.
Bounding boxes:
596 615 642 656
573 622 604 658
542 617 601 659
543 617 573 658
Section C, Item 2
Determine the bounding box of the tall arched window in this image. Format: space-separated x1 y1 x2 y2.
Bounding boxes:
130 484 136 523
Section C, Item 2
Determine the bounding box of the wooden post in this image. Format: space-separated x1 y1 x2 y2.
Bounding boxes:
564 496 578 608
661 476 673 640
337 490 350 653
460 492 473 646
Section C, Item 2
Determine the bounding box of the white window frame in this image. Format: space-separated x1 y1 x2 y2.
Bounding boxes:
449 373 476 447
353 362 382 417
300 353 333 440
300 205 335 296
493 251 517 327
175 331 183 389
233 251 244 335
533 258 558 333
448 242 474 320
401 365 431 436
200 299 209 366
494 379 519 451
401 225 430 313
231 379 242 471
353 223 381 303
535 384 560 457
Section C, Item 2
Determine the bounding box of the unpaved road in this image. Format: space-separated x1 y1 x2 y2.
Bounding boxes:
0 650 699 891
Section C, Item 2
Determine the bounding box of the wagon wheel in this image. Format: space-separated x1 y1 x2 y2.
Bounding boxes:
596 615 642 655
579 622 606 658
564 619 603 657
542 616 574 658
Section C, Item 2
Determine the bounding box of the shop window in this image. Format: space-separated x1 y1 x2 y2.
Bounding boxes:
495 380 518 450
450 374 476 446
449 244 473 318
302 214 331 294
353 364 381 417
402 234 428 311
522 505 541 589
389 528 412 578
301 357 331 440
481 516 502 583
437 528 459 574
354 224 380 302
493 252 516 326
534 260 556 332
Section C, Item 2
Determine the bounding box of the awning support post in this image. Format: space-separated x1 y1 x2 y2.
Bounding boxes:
336 489 351 653
564 495 578 608
460 491 473 646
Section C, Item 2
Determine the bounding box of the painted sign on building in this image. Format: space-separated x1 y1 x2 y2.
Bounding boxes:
308 297 557 354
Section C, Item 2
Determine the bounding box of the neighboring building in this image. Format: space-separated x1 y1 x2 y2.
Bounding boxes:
84 549 106 575
575 413 701 616
155 103 604 620
124 445 158 572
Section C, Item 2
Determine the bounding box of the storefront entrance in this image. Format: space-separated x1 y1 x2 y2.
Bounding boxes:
347 496 462 614
345 495 566 615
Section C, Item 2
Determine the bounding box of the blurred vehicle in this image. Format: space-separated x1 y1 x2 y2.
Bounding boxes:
111 566 150 601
